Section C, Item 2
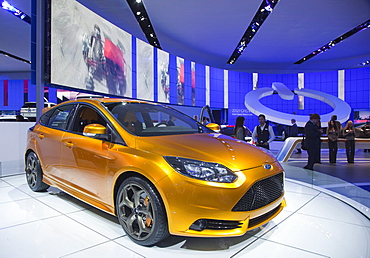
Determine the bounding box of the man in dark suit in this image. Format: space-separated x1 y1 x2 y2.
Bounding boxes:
304 114 321 170
289 118 301 154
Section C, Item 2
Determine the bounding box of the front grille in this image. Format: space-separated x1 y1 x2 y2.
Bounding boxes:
232 172 284 212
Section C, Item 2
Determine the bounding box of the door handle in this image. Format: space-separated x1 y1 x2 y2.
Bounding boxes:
39 134 45 139
65 141 73 148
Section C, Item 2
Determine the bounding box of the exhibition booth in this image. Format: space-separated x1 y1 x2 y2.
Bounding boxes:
1 0 369 257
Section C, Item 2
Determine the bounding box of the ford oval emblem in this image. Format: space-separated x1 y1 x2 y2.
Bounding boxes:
263 164 272 170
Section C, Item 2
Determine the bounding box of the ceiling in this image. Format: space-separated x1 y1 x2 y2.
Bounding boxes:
1 0 370 78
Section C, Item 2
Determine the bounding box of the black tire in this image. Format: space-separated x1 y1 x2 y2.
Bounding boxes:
116 177 169 246
25 152 49 192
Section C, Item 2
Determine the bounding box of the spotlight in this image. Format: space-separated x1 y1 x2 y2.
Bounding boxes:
265 5 272 12
136 0 142 3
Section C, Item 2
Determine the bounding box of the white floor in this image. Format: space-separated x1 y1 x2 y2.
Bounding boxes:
1 172 370 258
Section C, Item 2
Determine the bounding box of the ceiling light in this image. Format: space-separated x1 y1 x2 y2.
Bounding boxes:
126 0 161 49
1 0 31 24
0 50 31 64
227 0 280 64
295 19 370 64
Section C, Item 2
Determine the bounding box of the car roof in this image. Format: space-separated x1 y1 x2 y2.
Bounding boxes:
59 98 157 106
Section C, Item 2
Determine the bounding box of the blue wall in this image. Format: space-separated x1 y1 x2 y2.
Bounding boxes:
1 68 369 127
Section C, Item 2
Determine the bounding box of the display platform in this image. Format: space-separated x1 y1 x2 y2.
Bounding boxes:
1 164 369 257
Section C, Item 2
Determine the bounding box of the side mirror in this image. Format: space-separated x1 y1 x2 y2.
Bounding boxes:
83 124 109 140
206 123 220 132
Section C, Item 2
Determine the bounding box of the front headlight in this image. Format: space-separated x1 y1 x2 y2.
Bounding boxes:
164 156 237 183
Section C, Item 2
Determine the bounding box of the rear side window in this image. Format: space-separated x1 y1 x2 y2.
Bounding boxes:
39 109 54 125
47 105 75 130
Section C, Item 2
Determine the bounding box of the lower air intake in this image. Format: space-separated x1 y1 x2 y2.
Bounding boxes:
232 172 284 212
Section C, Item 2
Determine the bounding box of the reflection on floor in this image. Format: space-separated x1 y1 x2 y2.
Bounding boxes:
269 141 370 191
1 170 369 257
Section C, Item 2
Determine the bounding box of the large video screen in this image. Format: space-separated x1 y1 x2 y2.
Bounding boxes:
354 109 370 124
136 38 153 101
50 0 132 97
157 49 170 103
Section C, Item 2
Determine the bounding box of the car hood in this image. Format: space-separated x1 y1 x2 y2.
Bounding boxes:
135 133 277 171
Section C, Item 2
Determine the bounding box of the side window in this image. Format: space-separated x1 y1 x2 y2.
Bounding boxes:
40 108 55 126
48 105 74 130
71 106 107 134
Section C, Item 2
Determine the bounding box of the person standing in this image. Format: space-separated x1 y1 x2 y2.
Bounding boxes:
167 115 176 126
202 117 210 125
343 120 356 163
289 118 301 154
252 114 275 150
304 114 321 170
331 115 342 137
234 116 246 141
326 120 339 163
316 119 323 164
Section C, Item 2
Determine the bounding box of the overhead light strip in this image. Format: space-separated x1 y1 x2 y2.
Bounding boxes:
359 60 370 67
126 0 161 49
1 0 31 24
0 50 31 64
227 0 280 65
294 19 370 65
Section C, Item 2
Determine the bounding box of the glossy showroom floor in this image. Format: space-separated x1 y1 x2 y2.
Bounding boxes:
1 161 369 258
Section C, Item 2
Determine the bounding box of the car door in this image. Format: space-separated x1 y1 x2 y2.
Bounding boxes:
35 104 75 179
60 104 117 203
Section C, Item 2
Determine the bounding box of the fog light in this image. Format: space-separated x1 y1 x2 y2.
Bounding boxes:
189 219 207 231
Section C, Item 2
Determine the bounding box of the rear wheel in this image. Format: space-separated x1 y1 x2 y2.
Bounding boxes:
25 152 49 192
116 177 169 246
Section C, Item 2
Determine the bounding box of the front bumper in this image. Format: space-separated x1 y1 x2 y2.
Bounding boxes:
156 162 286 237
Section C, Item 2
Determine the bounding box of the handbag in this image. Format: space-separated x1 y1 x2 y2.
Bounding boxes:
301 136 307 150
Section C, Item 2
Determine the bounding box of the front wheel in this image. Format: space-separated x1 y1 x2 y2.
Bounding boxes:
116 177 169 246
25 152 49 192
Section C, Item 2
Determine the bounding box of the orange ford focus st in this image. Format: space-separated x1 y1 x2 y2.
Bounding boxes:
25 98 286 246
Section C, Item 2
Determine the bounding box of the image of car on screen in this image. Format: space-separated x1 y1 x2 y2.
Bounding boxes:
25 98 285 246
82 25 127 96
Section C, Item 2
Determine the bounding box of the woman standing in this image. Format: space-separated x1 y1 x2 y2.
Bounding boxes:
326 120 339 163
343 120 356 163
234 116 246 141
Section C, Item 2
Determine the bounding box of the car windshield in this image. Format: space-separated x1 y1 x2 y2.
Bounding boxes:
103 102 213 136
22 103 36 108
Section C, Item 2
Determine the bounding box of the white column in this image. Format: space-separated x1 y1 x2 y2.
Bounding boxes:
253 73 258 90
224 70 228 108
338 70 345 101
206 65 210 106
298 73 304 110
